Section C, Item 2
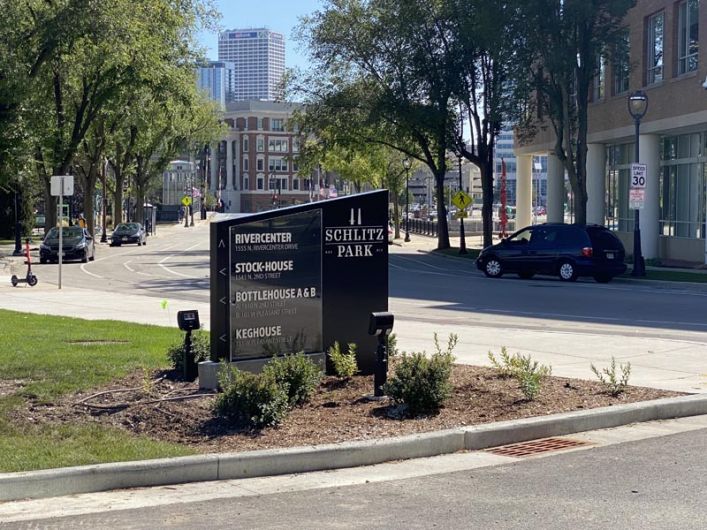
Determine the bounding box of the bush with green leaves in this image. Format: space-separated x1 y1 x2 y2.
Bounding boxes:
487 346 526 378
384 333 457 415
328 341 358 378
387 333 399 358
167 330 210 373
262 352 322 406
213 365 289 428
591 357 631 397
488 347 551 400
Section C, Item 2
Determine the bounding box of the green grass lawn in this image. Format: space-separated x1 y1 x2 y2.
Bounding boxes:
0 310 196 472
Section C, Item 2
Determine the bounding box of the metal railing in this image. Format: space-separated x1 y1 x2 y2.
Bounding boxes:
406 217 516 237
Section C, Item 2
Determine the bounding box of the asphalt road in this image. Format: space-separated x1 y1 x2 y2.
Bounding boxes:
4 427 705 529
25 222 707 391
42 222 707 333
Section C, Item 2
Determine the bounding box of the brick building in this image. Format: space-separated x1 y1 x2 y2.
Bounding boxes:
208 101 315 213
516 0 707 263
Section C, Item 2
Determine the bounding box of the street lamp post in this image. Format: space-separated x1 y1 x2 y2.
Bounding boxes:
458 154 467 255
403 157 411 242
628 90 648 277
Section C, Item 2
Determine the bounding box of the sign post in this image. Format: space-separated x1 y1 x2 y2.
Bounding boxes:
208 190 389 387
629 163 646 210
50 175 74 290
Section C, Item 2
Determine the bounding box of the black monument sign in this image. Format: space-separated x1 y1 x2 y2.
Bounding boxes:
211 190 389 374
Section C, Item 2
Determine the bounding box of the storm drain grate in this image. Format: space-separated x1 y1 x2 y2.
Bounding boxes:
485 437 592 457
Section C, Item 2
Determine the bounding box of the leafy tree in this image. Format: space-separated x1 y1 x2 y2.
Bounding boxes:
447 0 532 248
296 0 459 249
2 0 218 230
517 0 634 224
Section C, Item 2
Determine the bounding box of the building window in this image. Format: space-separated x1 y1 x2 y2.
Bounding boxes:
243 157 249 171
592 55 605 101
292 137 300 152
243 175 249 190
271 118 284 132
256 176 264 190
605 143 634 232
257 117 263 130
268 157 288 172
293 178 300 190
256 157 264 171
242 136 249 151
268 138 288 152
659 133 705 238
612 29 630 95
647 11 664 84
678 0 699 75
257 136 264 152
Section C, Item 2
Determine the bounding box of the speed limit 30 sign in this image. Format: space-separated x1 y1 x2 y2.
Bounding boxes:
631 163 647 189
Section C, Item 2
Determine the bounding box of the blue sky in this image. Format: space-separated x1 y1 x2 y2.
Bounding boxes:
197 0 324 70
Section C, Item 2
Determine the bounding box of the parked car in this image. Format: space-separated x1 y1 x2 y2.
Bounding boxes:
110 222 146 246
39 226 95 263
475 223 626 283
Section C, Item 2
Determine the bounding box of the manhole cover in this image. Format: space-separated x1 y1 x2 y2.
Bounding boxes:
485 437 592 457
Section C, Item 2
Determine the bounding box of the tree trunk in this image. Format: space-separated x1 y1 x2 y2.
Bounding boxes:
80 164 99 236
481 163 495 248
434 173 450 249
134 183 146 227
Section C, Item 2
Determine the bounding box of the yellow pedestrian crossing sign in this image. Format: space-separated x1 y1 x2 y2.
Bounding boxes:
181 195 193 207
451 190 472 210
455 210 468 219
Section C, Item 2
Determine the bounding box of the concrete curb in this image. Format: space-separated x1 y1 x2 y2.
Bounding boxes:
2 394 707 502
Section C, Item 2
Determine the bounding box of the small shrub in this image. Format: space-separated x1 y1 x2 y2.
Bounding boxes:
384 333 457 415
387 333 399 358
167 330 210 373
214 365 289 428
328 341 358 378
591 357 631 397
262 352 322 406
489 347 551 400
513 354 551 400
488 346 526 378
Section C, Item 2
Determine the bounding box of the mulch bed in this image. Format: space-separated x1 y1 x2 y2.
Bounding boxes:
13 363 682 454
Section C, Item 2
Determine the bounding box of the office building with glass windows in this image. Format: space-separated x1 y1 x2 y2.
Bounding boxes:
516 0 707 263
218 28 285 102
195 61 234 109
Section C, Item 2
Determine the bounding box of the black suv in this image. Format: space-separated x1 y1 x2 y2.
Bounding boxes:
476 224 627 283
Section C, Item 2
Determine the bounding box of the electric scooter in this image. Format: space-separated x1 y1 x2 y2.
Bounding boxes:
11 239 38 287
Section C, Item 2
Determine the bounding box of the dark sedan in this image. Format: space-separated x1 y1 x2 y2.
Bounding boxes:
39 226 96 263
476 223 627 283
110 223 146 246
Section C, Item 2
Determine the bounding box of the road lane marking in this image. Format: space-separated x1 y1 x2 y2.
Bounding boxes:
79 263 103 279
158 242 205 279
124 260 135 273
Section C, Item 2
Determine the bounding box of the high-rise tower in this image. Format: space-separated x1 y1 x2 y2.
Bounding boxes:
218 28 285 101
